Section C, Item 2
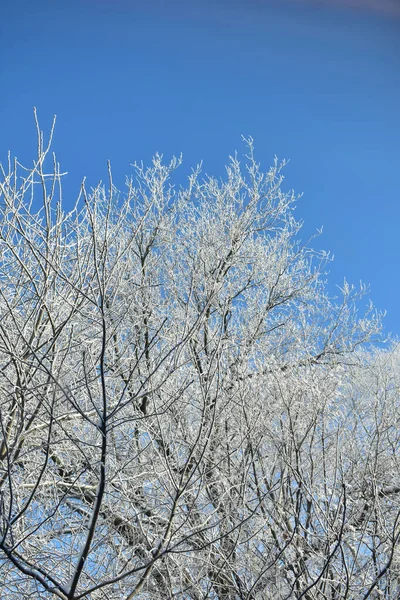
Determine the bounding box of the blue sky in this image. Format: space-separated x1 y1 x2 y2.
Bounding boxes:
1 0 399 336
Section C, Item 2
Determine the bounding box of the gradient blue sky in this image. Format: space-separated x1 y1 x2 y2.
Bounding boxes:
1 0 399 335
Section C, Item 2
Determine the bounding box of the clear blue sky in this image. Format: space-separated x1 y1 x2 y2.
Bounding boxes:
1 0 399 336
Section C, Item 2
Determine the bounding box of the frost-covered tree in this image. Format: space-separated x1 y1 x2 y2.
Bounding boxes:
0 114 398 599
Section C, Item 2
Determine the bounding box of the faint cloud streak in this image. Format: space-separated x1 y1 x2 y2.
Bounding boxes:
288 0 400 19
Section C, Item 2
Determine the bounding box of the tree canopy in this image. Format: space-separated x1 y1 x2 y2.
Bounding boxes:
0 117 399 599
